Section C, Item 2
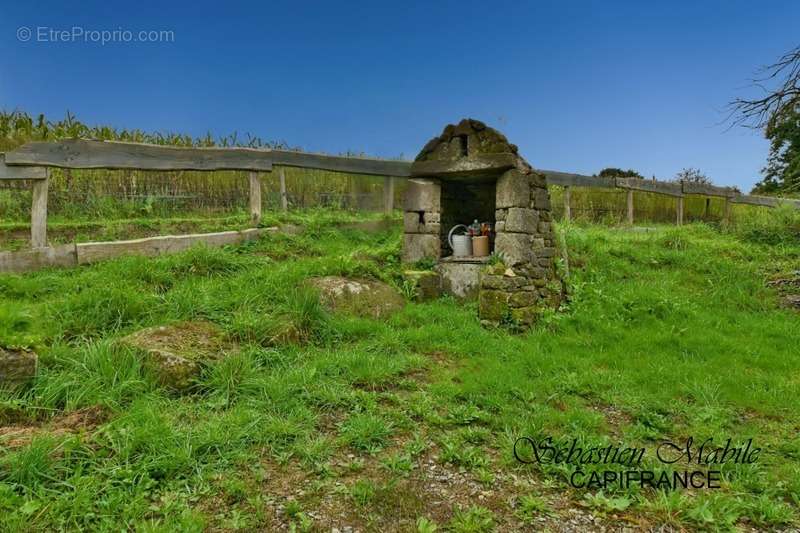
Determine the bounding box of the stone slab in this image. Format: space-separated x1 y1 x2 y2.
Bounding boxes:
403 178 441 211
437 262 482 300
402 233 440 263
496 169 530 208
505 207 539 233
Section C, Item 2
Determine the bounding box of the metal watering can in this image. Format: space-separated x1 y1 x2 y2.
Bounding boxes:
448 224 472 257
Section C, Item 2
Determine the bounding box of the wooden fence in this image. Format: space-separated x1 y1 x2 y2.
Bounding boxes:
2 139 800 261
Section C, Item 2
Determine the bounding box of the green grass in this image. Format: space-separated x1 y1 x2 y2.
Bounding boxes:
0 207 392 251
0 213 799 531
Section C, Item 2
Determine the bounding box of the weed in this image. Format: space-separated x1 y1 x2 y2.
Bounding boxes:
448 505 495 533
350 479 377 506
416 516 439 532
381 453 414 476
339 412 393 453
515 494 552 522
584 492 632 513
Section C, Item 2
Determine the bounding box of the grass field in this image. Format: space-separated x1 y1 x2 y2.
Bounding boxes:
0 208 389 251
1 213 799 531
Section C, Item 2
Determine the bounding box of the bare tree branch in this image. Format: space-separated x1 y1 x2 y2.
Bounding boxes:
727 45 800 129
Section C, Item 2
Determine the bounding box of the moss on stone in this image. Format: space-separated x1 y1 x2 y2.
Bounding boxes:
309 276 405 318
478 290 510 322
118 321 234 391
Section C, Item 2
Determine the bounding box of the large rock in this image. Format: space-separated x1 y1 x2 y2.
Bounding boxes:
118 321 233 391
309 277 405 318
0 348 37 389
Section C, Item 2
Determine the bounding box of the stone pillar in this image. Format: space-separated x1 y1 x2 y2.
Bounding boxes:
402 178 442 263
479 168 562 328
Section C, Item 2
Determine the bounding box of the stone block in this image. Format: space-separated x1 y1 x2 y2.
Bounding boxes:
496 169 530 208
403 211 440 234
402 234 440 263
425 212 441 223
437 262 482 300
529 171 547 188
523 266 547 279
403 179 441 211
480 273 527 290
509 291 538 307
0 348 37 389
511 306 541 326
531 188 551 210
495 209 507 221
403 270 441 302
538 221 551 234
536 247 556 258
494 232 532 266
478 290 510 322
505 208 539 233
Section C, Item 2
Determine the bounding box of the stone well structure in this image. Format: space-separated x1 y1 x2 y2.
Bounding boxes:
403 119 564 327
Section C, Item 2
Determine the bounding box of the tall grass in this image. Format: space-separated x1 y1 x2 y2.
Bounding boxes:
549 186 733 225
729 203 800 245
0 110 403 223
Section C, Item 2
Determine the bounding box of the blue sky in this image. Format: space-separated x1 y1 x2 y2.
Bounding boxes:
2 1 798 191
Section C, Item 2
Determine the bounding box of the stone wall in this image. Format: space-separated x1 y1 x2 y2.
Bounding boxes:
402 178 441 263
479 168 562 327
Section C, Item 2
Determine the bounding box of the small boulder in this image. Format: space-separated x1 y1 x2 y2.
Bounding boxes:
118 321 233 391
403 270 441 302
0 347 37 390
309 276 404 318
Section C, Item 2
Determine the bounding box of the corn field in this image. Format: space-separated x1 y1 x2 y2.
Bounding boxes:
0 110 757 225
0 111 402 221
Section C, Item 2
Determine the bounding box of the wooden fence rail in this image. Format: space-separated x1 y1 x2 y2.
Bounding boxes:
2 140 800 254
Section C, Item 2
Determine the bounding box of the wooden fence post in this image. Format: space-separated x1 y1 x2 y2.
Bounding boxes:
383 177 394 214
279 168 288 211
723 197 732 225
626 189 634 224
676 196 684 226
249 171 261 225
563 186 571 222
31 175 49 248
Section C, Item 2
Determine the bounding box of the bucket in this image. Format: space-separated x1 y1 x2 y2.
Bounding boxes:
472 236 489 257
448 224 472 257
